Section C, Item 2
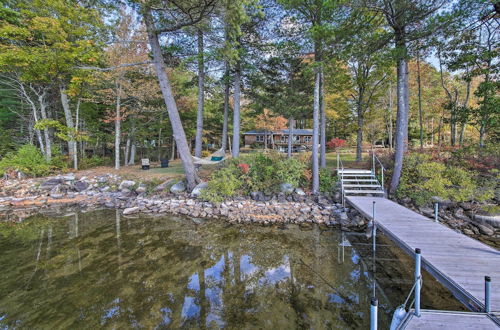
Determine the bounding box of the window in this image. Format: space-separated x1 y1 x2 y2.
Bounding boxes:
304 136 312 143
280 135 288 143
256 135 264 142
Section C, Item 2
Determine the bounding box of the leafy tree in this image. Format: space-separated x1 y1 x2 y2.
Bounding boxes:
362 0 451 194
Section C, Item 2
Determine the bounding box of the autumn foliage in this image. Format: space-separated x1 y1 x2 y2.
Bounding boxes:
326 138 346 150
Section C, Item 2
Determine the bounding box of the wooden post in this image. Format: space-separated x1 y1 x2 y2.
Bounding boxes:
415 248 422 317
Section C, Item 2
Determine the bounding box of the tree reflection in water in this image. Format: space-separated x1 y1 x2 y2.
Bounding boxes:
0 209 463 329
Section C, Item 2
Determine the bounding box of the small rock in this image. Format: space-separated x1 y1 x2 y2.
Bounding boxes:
123 207 140 215
136 183 147 193
477 224 494 236
295 188 306 196
119 180 136 191
74 181 89 192
250 191 265 201
339 212 348 221
40 178 63 189
49 193 64 199
280 183 295 194
418 206 434 218
170 181 186 194
60 174 75 181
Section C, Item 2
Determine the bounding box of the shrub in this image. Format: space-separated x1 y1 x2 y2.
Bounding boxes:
397 152 494 206
326 138 346 150
200 152 310 201
79 156 111 170
200 164 242 203
319 168 337 194
0 145 52 177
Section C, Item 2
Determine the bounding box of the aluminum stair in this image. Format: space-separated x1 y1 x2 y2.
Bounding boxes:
336 152 386 205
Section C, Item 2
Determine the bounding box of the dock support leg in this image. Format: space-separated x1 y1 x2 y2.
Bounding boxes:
372 201 376 251
485 276 491 313
370 298 378 330
415 248 421 317
434 203 439 222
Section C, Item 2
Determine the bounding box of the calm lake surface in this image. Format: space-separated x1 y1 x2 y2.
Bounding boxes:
0 209 464 329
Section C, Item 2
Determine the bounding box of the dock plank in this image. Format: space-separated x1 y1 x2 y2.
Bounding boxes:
403 310 498 329
346 196 500 314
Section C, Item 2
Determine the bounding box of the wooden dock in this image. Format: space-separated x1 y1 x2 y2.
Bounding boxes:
346 196 500 324
401 310 499 329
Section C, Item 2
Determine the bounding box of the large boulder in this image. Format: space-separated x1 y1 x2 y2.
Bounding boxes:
119 180 136 191
280 183 295 194
170 181 186 194
473 214 500 229
154 179 176 192
191 182 208 198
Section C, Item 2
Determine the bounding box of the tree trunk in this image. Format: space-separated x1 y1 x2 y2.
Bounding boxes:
222 63 230 151
39 100 52 162
170 136 176 161
30 101 45 157
144 10 199 190
125 136 130 167
356 103 364 162
459 123 466 146
60 86 77 169
231 60 241 158
129 143 136 165
114 82 122 170
319 72 326 168
312 71 320 194
194 29 205 158
388 82 393 151
479 122 485 147
390 35 409 195
416 52 424 149
287 117 294 158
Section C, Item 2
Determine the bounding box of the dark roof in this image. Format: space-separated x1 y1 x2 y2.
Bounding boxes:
244 129 313 135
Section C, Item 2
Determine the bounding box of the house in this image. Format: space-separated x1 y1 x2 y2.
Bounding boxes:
243 129 313 149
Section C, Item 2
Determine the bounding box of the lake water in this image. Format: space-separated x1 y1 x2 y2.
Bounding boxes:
0 209 465 329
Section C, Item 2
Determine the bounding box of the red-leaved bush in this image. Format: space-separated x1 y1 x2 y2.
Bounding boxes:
326 138 346 150
237 163 249 174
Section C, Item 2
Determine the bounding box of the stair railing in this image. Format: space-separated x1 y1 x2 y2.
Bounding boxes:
337 152 345 205
371 150 385 193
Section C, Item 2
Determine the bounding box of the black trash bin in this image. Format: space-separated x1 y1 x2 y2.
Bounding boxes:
160 158 169 168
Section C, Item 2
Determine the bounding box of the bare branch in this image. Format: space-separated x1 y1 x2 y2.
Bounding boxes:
76 61 154 71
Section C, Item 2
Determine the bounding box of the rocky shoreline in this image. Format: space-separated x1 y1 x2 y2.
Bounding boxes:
0 173 365 229
1 173 499 248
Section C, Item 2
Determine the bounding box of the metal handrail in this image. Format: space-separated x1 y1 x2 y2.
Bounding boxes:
371 151 385 192
337 152 345 205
